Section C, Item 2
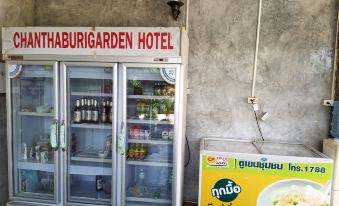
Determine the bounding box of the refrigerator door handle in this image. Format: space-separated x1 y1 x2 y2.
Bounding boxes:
50 119 59 151
118 122 126 155
60 120 66 152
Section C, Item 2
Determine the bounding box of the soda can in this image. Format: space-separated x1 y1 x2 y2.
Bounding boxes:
134 128 140 139
129 128 135 139
145 129 150 140
139 129 145 140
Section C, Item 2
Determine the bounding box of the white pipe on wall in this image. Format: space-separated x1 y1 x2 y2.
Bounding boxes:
330 11 339 101
251 0 263 98
185 0 189 31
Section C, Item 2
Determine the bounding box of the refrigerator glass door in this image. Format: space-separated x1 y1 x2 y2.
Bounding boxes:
8 62 58 202
123 65 177 206
63 63 116 205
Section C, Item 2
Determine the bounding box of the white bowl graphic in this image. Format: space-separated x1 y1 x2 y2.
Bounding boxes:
257 179 324 206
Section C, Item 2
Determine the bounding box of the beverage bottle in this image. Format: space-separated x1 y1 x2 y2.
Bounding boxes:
105 99 110 121
108 101 113 123
80 98 86 122
139 144 146 160
161 82 167 95
73 99 81 124
96 176 103 192
145 144 148 156
100 101 107 123
134 143 140 160
85 99 92 123
22 143 27 160
168 170 173 194
138 168 145 186
92 99 99 123
128 143 134 159
71 133 77 153
154 82 161 96
105 136 112 152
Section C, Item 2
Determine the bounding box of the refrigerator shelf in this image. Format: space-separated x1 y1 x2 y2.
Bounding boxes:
71 123 112 130
126 197 171 204
19 191 54 199
18 159 54 173
71 151 112 163
128 139 173 145
70 165 112 176
18 112 54 117
71 91 112 97
128 95 174 100
127 119 173 125
127 160 173 167
71 156 112 163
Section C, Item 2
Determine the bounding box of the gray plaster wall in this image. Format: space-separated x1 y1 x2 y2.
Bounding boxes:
14 0 339 202
0 0 34 205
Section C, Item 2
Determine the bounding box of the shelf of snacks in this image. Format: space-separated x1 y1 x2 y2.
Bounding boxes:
127 142 172 167
71 92 112 97
71 123 112 130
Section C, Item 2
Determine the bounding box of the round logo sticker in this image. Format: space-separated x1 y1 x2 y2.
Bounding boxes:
160 68 175 85
8 64 22 79
211 179 241 202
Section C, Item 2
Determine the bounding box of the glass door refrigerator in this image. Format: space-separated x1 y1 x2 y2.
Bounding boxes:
4 27 188 206
118 64 187 206
6 61 60 205
61 62 118 206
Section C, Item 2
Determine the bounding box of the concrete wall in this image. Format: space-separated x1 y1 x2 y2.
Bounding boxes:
186 0 337 200
7 0 339 202
0 0 34 205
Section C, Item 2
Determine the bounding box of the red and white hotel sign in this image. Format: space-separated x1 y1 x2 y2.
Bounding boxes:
2 27 181 57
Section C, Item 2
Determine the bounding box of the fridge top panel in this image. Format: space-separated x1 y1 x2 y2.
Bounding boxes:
2 27 187 59
201 138 260 154
201 138 327 159
258 142 323 158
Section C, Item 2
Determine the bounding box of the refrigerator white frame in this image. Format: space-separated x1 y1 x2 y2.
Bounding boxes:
6 60 60 205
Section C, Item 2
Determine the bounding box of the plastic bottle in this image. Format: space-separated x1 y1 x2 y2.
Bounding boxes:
138 168 145 186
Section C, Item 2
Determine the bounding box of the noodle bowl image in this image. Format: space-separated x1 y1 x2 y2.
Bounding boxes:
257 179 330 206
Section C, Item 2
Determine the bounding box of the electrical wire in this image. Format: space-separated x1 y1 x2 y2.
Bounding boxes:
185 135 190 168
253 110 265 141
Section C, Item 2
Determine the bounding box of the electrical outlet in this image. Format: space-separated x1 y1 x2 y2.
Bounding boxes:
323 100 333 107
248 97 259 104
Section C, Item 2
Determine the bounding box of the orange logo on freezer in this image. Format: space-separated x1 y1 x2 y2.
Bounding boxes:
207 156 228 167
